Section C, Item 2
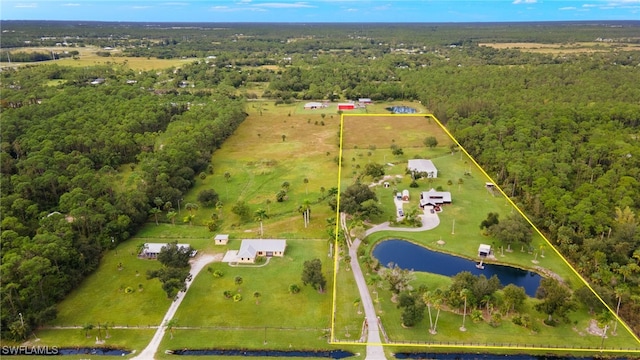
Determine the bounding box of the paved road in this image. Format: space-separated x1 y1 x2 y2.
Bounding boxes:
365 208 440 236
132 254 216 360
342 213 387 360
342 209 441 360
349 238 387 359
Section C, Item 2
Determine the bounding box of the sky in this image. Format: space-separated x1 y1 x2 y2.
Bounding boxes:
1 0 639 23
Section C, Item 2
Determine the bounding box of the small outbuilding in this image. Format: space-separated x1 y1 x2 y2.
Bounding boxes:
214 234 229 245
478 244 491 257
402 189 410 201
338 103 355 110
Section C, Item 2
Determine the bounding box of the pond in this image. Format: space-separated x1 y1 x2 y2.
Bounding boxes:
386 106 417 114
372 240 542 296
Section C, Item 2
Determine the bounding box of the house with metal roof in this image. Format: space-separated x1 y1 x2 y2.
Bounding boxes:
139 243 196 259
236 239 287 263
419 188 452 208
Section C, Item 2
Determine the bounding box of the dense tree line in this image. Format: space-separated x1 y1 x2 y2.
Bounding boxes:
0 64 246 339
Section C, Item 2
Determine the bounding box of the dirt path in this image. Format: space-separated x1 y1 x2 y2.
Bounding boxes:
132 254 217 359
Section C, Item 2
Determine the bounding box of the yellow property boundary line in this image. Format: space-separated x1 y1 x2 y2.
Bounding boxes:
329 112 640 354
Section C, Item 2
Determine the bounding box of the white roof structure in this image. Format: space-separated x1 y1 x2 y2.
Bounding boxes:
478 244 491 256
214 234 229 241
408 159 438 177
142 243 191 255
304 102 325 108
420 188 452 206
238 239 287 259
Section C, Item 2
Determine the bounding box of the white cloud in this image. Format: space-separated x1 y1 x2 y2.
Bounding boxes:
132 5 152 9
582 3 598 7
162 2 189 5
512 0 537 4
252 2 315 8
62 3 81 6
14 3 37 8
559 6 577 10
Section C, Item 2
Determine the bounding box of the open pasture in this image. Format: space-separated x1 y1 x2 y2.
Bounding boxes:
0 46 193 70
341 115 453 151
479 41 640 54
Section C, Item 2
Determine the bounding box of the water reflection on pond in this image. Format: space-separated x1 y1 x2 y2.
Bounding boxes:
373 239 542 296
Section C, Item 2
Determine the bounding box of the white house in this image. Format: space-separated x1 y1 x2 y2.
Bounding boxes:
419 188 452 208
408 159 438 178
236 239 287 263
139 243 196 259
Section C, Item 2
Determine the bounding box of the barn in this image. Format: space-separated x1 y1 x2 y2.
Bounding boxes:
338 103 355 110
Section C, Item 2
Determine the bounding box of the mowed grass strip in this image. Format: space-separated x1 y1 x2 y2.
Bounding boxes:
155 329 366 360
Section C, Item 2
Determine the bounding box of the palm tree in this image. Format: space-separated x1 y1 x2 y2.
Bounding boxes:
165 318 178 339
432 295 443 334
299 200 311 228
255 208 268 237
83 323 94 338
184 202 198 215
149 207 161 225
353 297 362 314
303 178 309 194
423 291 434 333
166 211 177 226
224 171 231 182
183 214 195 226
613 284 629 335
460 289 470 331
253 291 261 304
215 201 224 219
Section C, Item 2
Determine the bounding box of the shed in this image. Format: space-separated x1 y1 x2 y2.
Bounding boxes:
478 244 491 257
214 234 229 245
338 103 355 110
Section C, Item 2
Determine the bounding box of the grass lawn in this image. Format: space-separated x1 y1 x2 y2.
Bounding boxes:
51 240 167 327
173 239 332 327
0 46 192 71
163 239 339 354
